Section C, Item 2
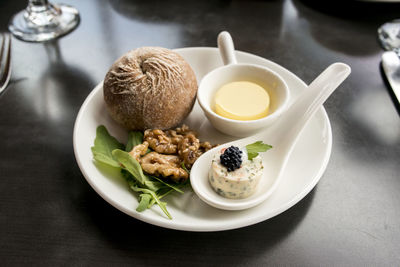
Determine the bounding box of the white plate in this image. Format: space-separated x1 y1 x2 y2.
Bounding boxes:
73 47 332 232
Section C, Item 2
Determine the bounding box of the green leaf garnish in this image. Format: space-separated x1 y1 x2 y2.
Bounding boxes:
150 176 184 194
128 181 172 219
91 125 125 167
137 193 152 212
91 125 191 220
112 149 158 190
113 149 180 218
181 162 190 175
246 141 272 160
125 131 144 152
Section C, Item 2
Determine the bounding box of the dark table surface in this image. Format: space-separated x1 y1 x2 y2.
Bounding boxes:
1 0 400 265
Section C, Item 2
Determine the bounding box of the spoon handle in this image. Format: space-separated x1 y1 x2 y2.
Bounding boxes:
218 31 237 65
267 63 351 147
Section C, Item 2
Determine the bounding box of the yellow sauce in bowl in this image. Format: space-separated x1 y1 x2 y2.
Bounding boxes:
214 81 270 120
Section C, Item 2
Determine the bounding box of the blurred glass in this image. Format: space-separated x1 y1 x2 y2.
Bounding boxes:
8 0 79 42
378 19 400 55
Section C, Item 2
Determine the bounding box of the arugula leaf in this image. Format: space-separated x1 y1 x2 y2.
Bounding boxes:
112 149 160 191
91 125 186 219
246 141 272 160
150 176 184 194
181 162 190 174
91 125 125 167
136 193 152 212
125 131 144 152
148 188 174 208
143 180 163 191
120 163 180 217
129 180 172 219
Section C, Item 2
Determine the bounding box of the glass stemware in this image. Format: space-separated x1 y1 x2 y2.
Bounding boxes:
8 0 80 42
378 19 400 55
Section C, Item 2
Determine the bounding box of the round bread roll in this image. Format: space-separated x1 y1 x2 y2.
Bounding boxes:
103 47 198 130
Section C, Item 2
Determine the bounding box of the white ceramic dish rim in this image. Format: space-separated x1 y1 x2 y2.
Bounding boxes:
73 47 332 232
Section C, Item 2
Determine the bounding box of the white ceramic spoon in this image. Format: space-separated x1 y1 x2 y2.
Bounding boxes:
190 58 351 210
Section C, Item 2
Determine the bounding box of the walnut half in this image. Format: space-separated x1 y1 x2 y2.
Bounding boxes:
144 129 177 154
140 152 188 183
130 125 213 183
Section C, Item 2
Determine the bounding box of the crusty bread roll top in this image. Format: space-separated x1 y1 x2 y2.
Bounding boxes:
103 47 198 130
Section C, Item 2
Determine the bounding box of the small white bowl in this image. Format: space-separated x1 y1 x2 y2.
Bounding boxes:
197 32 290 137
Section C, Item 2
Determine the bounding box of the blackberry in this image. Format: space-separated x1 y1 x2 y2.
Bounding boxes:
220 146 243 172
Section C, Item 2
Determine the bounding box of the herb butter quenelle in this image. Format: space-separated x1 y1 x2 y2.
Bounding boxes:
209 141 272 199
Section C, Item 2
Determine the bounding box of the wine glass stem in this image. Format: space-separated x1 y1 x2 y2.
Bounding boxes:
24 0 61 28
29 0 49 5
28 0 50 11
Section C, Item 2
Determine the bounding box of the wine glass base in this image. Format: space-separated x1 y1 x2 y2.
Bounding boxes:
378 19 400 53
8 4 80 42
